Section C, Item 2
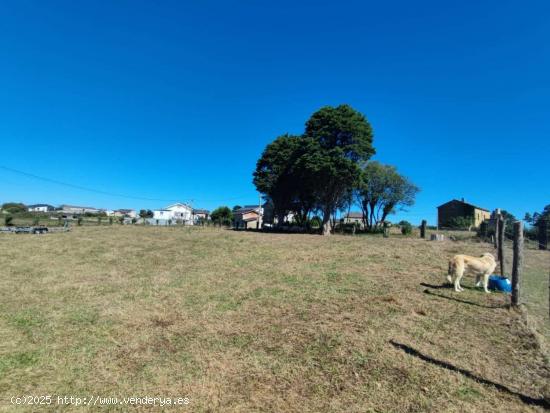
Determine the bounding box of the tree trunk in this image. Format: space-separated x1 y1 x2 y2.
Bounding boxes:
321 209 332 236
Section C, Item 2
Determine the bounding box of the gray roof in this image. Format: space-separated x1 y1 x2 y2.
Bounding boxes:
233 207 258 215
28 204 54 208
193 209 210 214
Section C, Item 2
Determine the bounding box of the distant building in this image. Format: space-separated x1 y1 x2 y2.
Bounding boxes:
152 203 193 224
343 212 365 228
192 209 210 222
261 201 294 226
60 205 101 215
27 204 55 212
113 209 137 218
233 206 262 229
437 199 490 228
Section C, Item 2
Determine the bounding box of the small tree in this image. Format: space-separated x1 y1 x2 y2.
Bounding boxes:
399 220 412 235
77 217 83 226
211 206 232 226
4 215 13 226
131 217 137 224
356 162 419 231
139 209 154 218
118 216 125 225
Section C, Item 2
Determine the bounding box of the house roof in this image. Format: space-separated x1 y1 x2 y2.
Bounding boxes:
28 204 54 208
233 207 259 215
437 199 490 212
193 209 209 214
345 212 364 219
164 203 192 210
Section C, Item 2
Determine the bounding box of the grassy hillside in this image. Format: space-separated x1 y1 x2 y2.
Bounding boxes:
0 227 548 412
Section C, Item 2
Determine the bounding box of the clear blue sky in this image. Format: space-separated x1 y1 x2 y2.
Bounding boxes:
1 0 548 224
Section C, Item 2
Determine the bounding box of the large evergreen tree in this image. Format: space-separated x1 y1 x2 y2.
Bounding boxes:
303 105 375 235
253 104 376 235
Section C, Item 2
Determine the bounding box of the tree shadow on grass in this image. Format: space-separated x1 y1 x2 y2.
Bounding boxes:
421 286 507 309
389 340 549 408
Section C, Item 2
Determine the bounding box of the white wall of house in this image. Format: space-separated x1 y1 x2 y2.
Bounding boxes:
153 210 168 220
61 205 100 214
150 203 194 224
28 206 49 212
165 203 193 222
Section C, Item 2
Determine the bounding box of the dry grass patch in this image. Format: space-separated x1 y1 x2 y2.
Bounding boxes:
0 226 548 412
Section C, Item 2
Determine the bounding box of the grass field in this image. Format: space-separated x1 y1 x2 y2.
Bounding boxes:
1 227 549 412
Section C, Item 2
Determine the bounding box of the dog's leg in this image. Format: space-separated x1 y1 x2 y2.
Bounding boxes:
482 272 491 293
454 270 464 292
475 274 482 288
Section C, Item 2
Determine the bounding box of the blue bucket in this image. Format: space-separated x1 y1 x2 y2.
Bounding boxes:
488 275 512 293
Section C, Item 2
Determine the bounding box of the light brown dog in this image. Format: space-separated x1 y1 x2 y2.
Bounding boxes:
447 253 497 293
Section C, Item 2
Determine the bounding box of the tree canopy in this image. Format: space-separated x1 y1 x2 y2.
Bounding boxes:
1 202 27 214
524 204 550 227
210 206 232 225
355 162 419 230
253 104 377 235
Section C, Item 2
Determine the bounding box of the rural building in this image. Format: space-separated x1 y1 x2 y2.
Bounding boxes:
437 199 490 228
27 204 55 212
261 201 294 226
192 209 210 222
152 203 193 224
113 209 137 218
60 204 101 215
343 212 365 228
233 205 263 229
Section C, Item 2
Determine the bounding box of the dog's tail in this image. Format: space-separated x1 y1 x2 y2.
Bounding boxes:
447 260 454 284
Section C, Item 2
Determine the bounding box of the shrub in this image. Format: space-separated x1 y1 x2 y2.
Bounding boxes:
400 221 412 235
77 217 83 226
447 216 473 229
4 215 13 226
309 216 322 229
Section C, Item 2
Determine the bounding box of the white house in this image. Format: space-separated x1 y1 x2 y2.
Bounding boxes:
343 212 365 228
152 203 193 224
28 204 55 212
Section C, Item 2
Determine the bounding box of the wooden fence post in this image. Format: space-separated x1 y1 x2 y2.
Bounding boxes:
498 216 505 276
511 221 523 307
383 222 389 238
494 212 500 250
420 220 427 239
538 219 548 250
